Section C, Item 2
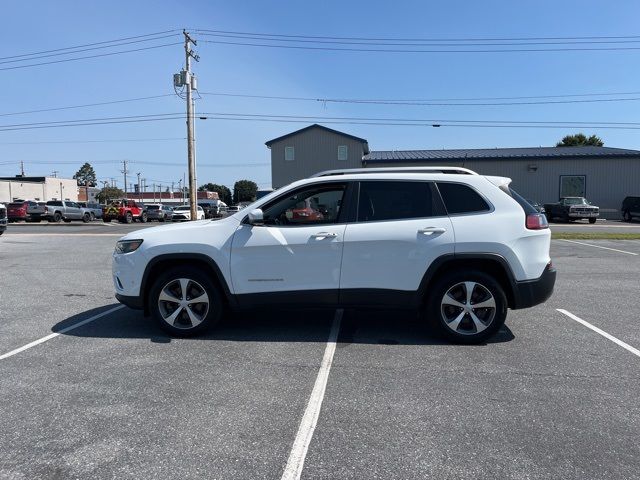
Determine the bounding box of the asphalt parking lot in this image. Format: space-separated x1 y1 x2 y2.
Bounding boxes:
1 223 639 479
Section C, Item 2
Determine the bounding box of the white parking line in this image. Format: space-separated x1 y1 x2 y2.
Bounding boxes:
281 309 343 480
557 309 640 359
0 305 125 361
558 239 638 256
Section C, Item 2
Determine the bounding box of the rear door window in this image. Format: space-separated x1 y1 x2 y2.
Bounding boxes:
357 181 445 222
436 182 491 215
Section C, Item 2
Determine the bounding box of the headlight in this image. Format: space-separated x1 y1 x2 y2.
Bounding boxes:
115 239 144 254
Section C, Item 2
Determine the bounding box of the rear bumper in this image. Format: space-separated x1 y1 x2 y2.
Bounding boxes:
115 293 144 310
511 263 556 309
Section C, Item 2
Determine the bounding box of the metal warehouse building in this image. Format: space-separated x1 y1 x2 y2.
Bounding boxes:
266 124 640 219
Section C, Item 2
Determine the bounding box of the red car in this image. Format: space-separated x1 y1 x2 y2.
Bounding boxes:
7 200 34 222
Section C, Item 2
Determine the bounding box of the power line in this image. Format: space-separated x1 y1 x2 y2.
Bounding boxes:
0 113 184 132
0 34 181 65
0 94 176 117
0 42 182 71
201 39 640 53
0 29 180 61
0 137 185 145
197 31 640 47
193 29 640 43
199 91 640 107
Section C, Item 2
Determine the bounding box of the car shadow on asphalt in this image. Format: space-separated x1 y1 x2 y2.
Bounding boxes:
52 304 515 346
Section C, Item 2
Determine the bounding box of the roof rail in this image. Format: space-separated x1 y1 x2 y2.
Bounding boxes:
312 166 478 177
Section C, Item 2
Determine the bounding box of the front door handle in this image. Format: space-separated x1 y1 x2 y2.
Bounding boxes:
418 227 446 235
312 232 338 239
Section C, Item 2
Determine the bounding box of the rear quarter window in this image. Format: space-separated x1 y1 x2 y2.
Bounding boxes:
436 182 491 215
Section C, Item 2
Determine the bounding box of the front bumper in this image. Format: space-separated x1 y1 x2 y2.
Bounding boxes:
511 263 556 309
115 293 144 310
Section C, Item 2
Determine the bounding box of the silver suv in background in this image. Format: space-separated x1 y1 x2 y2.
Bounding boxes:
42 201 93 223
145 204 174 222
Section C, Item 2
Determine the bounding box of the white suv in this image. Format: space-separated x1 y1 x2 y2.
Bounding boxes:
112 167 555 344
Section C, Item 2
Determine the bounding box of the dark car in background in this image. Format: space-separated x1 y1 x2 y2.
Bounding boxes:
621 196 640 222
526 199 546 215
7 201 35 222
145 204 174 222
0 203 7 235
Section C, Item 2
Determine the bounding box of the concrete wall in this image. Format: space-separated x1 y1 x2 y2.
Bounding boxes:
365 158 640 219
0 178 78 203
270 128 366 188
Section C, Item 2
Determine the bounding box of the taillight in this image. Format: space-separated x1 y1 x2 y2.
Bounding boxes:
526 213 548 230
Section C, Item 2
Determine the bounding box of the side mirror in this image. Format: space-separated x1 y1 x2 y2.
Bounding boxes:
247 208 264 226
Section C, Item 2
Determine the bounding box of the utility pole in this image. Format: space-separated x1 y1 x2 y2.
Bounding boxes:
110 177 116 188
51 170 58 178
20 161 25 177
174 30 199 220
121 160 129 199
136 172 141 201
172 181 175 200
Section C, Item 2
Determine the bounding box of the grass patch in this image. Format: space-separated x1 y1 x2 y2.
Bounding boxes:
552 232 640 240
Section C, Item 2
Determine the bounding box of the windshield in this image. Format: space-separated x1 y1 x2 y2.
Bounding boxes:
146 205 160 210
564 198 588 205
46 201 63 206
174 206 189 211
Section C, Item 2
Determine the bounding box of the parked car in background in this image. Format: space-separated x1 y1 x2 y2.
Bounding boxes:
226 205 241 214
145 204 174 222
7 201 34 222
172 205 205 221
544 197 599 223
197 201 218 219
43 200 93 223
78 202 103 220
0 203 7 235
103 199 148 224
621 196 640 222
526 200 546 215
24 201 47 222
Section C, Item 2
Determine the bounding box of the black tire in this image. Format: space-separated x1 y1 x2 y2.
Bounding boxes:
588 217 597 224
103 217 111 223
623 211 632 222
82 213 91 223
140 212 148 223
125 212 133 224
149 266 223 337
425 270 507 344
53 212 62 223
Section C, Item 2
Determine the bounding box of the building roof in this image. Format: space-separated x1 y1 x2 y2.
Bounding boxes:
265 124 369 152
363 146 640 163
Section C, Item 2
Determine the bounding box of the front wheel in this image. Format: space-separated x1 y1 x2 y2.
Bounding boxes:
426 270 507 344
623 211 632 222
588 217 597 224
125 212 133 224
149 267 223 336
82 213 91 223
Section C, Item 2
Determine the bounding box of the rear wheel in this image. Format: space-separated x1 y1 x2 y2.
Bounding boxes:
139 212 148 223
53 212 62 223
426 270 507 344
623 210 632 222
149 266 223 336
124 212 133 224
82 213 91 223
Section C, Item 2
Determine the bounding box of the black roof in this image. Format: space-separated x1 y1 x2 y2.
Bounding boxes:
0 176 47 182
364 146 640 163
265 124 369 152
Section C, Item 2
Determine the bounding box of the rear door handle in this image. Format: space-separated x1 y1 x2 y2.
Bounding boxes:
312 232 338 238
418 227 446 235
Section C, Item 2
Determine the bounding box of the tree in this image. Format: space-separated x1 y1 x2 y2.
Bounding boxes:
73 162 97 202
96 186 124 204
73 162 97 186
556 133 604 147
199 183 232 204
233 180 258 204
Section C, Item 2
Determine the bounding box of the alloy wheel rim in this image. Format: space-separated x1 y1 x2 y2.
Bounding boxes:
158 278 210 329
440 281 496 335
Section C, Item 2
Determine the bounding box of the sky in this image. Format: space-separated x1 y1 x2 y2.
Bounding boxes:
1 0 639 192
